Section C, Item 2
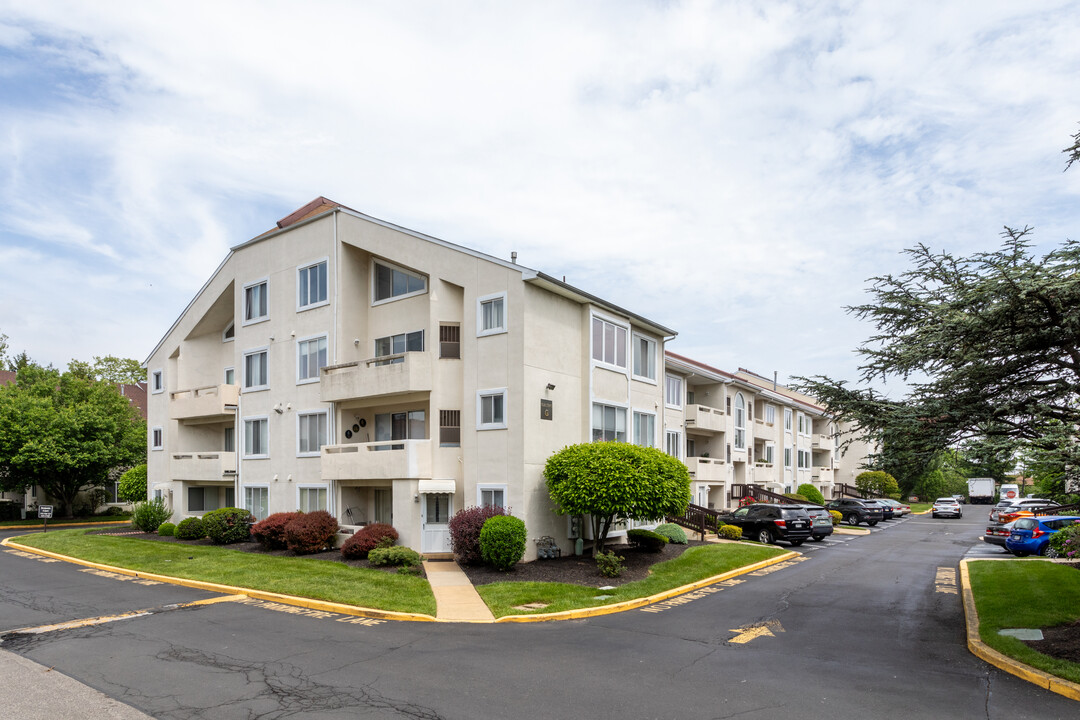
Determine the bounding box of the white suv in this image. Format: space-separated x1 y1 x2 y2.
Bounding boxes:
932 497 963 519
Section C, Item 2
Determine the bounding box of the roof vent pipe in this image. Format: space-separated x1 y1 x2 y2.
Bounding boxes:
511 251 517 264
773 371 778 391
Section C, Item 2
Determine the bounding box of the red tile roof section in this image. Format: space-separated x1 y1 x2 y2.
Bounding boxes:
0 370 14 385
664 351 735 379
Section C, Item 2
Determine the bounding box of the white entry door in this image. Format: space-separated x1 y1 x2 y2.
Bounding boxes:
421 493 453 552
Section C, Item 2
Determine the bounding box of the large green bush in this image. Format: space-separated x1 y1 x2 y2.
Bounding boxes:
797 483 826 505
856 471 900 498
368 546 423 568
201 507 253 544
1049 523 1080 558
157 522 176 537
654 522 688 544
117 464 148 503
479 515 527 570
131 498 171 533
719 524 743 541
175 516 205 540
449 505 510 565
627 528 668 553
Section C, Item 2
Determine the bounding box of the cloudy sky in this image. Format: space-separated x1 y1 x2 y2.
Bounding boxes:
1 1 1078 394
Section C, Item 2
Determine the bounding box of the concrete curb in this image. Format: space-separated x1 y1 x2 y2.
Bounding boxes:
834 526 871 535
959 559 1080 702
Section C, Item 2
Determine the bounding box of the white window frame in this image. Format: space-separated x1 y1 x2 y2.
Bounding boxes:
243 415 269 459
784 408 793 432
765 443 775 464
785 446 793 468
734 392 746 450
665 430 682 459
591 402 627 443
632 410 656 448
296 334 329 384
222 323 234 343
151 426 163 451
665 374 683 409
797 448 810 469
296 484 329 513
477 291 508 337
372 260 427 305
590 314 629 371
244 485 270 521
297 258 329 311
242 277 269 326
243 347 269 391
151 370 164 394
296 409 329 457
632 333 657 382
477 388 508 430
477 484 508 509
765 405 776 425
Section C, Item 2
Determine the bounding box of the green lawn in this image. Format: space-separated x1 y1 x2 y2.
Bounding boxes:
908 503 933 513
0 514 131 527
967 560 1080 684
12 529 437 616
477 543 785 618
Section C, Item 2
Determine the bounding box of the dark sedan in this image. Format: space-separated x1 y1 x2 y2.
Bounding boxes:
825 498 883 526
718 503 813 546
983 521 1016 552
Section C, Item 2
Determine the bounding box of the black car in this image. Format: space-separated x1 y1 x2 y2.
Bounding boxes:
863 499 895 520
825 498 883 526
719 503 813 546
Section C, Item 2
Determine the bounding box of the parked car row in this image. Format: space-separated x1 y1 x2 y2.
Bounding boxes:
717 498 913 547
1002 515 1080 557
988 498 1059 524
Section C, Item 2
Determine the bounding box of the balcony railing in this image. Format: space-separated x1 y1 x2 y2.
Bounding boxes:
169 384 239 422
812 433 835 452
685 404 726 434
321 352 433 403
684 457 727 482
170 451 236 482
322 439 432 481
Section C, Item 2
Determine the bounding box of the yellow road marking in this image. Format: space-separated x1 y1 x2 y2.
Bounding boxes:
4 549 60 563
728 619 784 645
6 596 244 636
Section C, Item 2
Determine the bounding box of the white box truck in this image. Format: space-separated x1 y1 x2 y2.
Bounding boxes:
967 478 995 505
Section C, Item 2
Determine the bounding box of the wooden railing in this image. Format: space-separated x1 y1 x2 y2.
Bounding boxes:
1034 503 1080 516
730 483 800 505
835 483 883 499
666 503 725 540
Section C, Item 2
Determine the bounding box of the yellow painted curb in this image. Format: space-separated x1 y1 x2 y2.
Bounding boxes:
1 536 437 623
959 559 1080 702
495 550 799 623
834 526 871 535
0 520 132 530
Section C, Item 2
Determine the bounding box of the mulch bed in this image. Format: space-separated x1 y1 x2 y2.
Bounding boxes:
1024 620 1080 664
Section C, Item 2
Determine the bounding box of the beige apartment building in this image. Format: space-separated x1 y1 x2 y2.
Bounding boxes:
144 198 674 559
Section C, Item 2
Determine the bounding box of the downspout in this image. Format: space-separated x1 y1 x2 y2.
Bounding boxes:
329 210 339 519
235 390 242 512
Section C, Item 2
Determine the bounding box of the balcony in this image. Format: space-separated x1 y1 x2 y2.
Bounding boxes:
322 439 432 481
812 433 835 452
812 468 835 485
170 384 239 423
321 352 433 403
685 457 727 482
685 405 726 434
170 451 236 482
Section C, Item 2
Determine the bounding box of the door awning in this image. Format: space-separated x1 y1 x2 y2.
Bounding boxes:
418 479 456 494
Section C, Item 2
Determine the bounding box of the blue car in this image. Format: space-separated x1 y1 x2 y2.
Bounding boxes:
1005 515 1080 557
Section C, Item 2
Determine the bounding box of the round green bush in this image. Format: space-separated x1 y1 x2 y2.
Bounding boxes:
654 523 688 544
829 510 843 525
175 517 205 540
719 524 743 541
627 528 668 553
201 507 253 544
118 464 148 503
797 483 826 506
368 546 422 568
157 522 176 537
783 492 810 503
479 515 527 570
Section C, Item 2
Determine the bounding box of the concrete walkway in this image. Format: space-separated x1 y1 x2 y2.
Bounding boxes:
422 560 495 622
0 649 152 719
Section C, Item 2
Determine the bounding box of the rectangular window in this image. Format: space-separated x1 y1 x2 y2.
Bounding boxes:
297 336 328 382
765 444 775 464
244 417 269 458
188 487 205 513
298 260 328 309
592 403 626 442
591 317 627 368
425 493 450 524
797 449 810 469
726 396 732 415
665 375 683 408
245 486 269 521
297 411 329 456
766 405 776 425
244 349 269 390
439 410 461 447
785 447 793 468
151 370 164 394
665 430 682 459
479 486 506 509
374 331 424 364
244 279 268 324
298 486 328 513
439 324 461 359
373 488 392 524
374 261 426 302
632 335 656 380
633 411 655 447
477 292 507 335
785 408 793 431
224 367 235 385
151 426 163 450
375 410 426 449
224 427 235 453
478 390 507 430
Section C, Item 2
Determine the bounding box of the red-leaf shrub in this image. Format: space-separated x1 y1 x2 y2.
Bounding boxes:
449 505 510 565
340 523 399 560
283 510 340 555
251 511 303 551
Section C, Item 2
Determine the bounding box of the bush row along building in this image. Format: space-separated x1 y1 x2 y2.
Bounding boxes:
144 197 873 560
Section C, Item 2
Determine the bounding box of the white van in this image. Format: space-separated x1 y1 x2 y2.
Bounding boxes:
999 483 1020 501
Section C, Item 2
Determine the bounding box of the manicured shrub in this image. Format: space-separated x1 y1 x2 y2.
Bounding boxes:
797 483 826 506
1049 523 1080 558
284 510 339 554
719 524 743 541
654 523 688 544
341 523 399 560
251 511 303 551
783 493 809 503
596 550 625 578
627 528 668 553
175 517 205 540
117 464 148 502
104 505 127 516
829 510 843 525
479 515 527 571
368 546 423 568
157 522 176 537
449 504 510 565
202 507 253 545
131 498 172 533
